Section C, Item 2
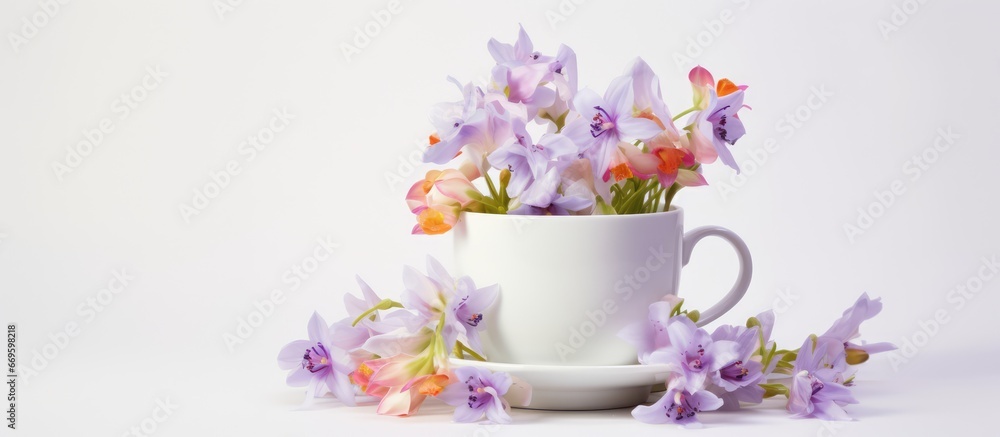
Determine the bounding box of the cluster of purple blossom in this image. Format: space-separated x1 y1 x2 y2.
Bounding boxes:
277 255 893 427
619 294 895 427
407 26 750 235
277 256 528 423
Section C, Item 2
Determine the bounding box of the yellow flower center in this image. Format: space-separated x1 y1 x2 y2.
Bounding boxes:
417 208 452 235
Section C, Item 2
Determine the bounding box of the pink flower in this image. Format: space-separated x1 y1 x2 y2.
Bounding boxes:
375 371 454 417
405 162 482 235
620 143 707 188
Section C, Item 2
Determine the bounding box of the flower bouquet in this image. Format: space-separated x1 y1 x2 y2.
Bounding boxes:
277 26 895 427
406 26 748 234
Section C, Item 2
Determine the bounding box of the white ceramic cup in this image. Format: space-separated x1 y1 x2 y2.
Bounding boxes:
452 206 752 366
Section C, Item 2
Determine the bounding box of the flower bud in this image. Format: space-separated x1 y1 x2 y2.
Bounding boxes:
686 310 700 324
499 168 511 186
845 347 870 365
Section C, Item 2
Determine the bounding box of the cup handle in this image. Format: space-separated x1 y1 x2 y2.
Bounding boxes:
681 226 753 327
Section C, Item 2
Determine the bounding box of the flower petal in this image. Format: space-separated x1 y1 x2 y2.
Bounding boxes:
617 115 663 142
306 312 330 346
277 340 313 370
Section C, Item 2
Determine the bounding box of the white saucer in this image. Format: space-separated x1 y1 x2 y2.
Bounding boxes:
449 358 671 411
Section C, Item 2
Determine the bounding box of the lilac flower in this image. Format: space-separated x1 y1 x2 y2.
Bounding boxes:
708 323 764 408
277 312 356 405
488 120 579 197
331 276 429 368
510 163 593 214
562 77 662 181
646 316 739 393
707 309 780 409
626 57 674 129
820 293 896 363
424 82 514 173
438 367 519 424
487 24 550 67
400 256 498 354
618 300 677 364
632 376 723 427
787 336 858 421
424 78 487 164
486 25 571 122
540 44 578 123
329 276 383 352
685 66 749 171
485 25 577 101
491 64 556 119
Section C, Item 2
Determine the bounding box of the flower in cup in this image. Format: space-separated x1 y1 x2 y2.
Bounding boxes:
538 43 578 129
626 57 675 132
406 162 483 235
438 366 525 424
425 92 515 175
423 78 487 164
488 120 579 198
505 158 598 215
490 64 556 121
562 77 662 181
683 65 749 171
486 25 578 125
277 312 356 405
620 143 707 189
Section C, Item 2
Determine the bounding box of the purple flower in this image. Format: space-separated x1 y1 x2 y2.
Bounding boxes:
487 24 550 67
708 323 764 407
491 64 555 119
540 44 578 122
618 300 676 363
787 336 857 421
509 163 591 214
400 256 498 354
626 57 675 130
424 82 514 172
488 120 579 198
632 376 723 427
330 276 425 367
646 316 739 393
820 293 896 362
424 78 487 164
438 367 521 424
486 25 576 123
685 66 749 172
562 77 662 180
277 312 356 405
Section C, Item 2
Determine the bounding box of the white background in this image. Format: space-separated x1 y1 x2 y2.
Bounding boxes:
1 0 998 435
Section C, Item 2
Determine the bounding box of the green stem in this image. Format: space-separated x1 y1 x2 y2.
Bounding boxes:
432 315 448 365
454 341 487 361
661 164 698 210
483 172 501 205
652 185 663 212
643 185 665 213
351 299 403 326
663 183 681 211
621 179 657 214
672 106 696 121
